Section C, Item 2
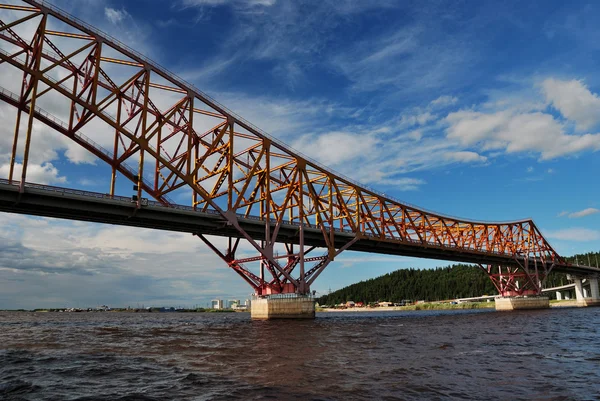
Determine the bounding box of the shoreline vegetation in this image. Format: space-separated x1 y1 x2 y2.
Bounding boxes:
317 251 600 308
317 302 495 312
317 299 580 313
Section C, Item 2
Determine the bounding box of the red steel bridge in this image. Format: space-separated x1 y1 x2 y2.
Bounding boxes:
0 0 597 298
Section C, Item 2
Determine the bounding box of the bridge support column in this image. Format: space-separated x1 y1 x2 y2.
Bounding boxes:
555 291 562 301
574 277 600 307
573 278 586 306
250 294 315 320
495 296 549 311
591 278 600 300
195 230 358 319
570 277 600 306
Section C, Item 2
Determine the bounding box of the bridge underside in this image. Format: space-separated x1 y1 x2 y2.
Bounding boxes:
1 181 595 279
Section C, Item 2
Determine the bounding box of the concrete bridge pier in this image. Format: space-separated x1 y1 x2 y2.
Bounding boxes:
495 296 549 311
573 277 600 307
250 294 315 319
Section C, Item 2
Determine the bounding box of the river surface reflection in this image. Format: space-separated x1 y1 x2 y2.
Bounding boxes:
1 308 599 400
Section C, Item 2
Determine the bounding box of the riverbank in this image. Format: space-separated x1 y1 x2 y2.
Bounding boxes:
318 302 495 312
318 299 582 312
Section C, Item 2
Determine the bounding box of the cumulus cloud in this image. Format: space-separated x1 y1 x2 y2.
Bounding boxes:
293 131 377 166
445 109 600 160
0 214 252 308
542 78 600 131
0 162 66 185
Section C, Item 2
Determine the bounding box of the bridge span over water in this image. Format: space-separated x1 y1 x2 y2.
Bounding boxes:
0 0 598 316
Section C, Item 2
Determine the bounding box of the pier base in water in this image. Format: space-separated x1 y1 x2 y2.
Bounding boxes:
495 296 549 311
251 295 315 319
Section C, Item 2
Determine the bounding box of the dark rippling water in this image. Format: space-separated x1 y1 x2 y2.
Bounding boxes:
1 308 599 401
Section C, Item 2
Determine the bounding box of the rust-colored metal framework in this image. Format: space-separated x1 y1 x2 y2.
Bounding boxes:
0 1 575 296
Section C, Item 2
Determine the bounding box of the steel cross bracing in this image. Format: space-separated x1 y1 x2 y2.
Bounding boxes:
0 0 583 296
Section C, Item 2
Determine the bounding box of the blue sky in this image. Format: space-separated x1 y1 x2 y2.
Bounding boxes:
0 0 600 308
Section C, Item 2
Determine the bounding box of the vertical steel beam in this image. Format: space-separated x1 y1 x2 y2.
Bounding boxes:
110 97 122 196
136 71 150 206
187 97 193 177
192 136 198 209
91 41 101 105
8 62 28 182
155 124 162 194
19 14 46 191
298 163 305 292
227 121 233 210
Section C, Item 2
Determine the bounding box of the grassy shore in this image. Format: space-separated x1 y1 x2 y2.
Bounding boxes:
318 302 495 312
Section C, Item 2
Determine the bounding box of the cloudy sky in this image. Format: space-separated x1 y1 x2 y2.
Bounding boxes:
1 0 600 309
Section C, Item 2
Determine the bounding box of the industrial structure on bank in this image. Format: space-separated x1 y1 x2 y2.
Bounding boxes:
0 0 598 318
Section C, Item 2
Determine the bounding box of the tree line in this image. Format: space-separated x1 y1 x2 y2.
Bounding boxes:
317 250 600 305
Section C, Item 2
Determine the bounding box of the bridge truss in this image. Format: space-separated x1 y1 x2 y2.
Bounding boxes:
0 0 574 296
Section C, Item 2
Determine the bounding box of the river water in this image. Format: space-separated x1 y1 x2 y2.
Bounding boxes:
1 308 599 400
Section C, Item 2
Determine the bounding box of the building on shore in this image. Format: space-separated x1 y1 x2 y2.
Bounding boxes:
211 299 223 309
228 299 241 309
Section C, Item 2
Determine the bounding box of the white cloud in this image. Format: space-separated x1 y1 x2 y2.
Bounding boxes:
388 177 425 191
0 162 66 185
292 131 377 166
542 78 600 131
445 109 600 160
64 143 98 165
545 227 600 241
430 95 458 108
104 7 130 24
444 151 487 163
406 130 422 141
399 111 436 127
182 0 276 7
568 208 600 218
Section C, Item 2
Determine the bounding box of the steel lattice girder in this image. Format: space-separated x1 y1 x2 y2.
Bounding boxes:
0 0 583 294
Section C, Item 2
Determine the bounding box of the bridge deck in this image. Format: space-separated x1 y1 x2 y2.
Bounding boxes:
1 180 597 276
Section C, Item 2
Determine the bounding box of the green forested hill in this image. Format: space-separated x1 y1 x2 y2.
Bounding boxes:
317 250 600 305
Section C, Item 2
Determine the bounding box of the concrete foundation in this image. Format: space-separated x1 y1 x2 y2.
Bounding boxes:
573 277 600 307
576 299 600 307
495 296 550 311
251 295 315 319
